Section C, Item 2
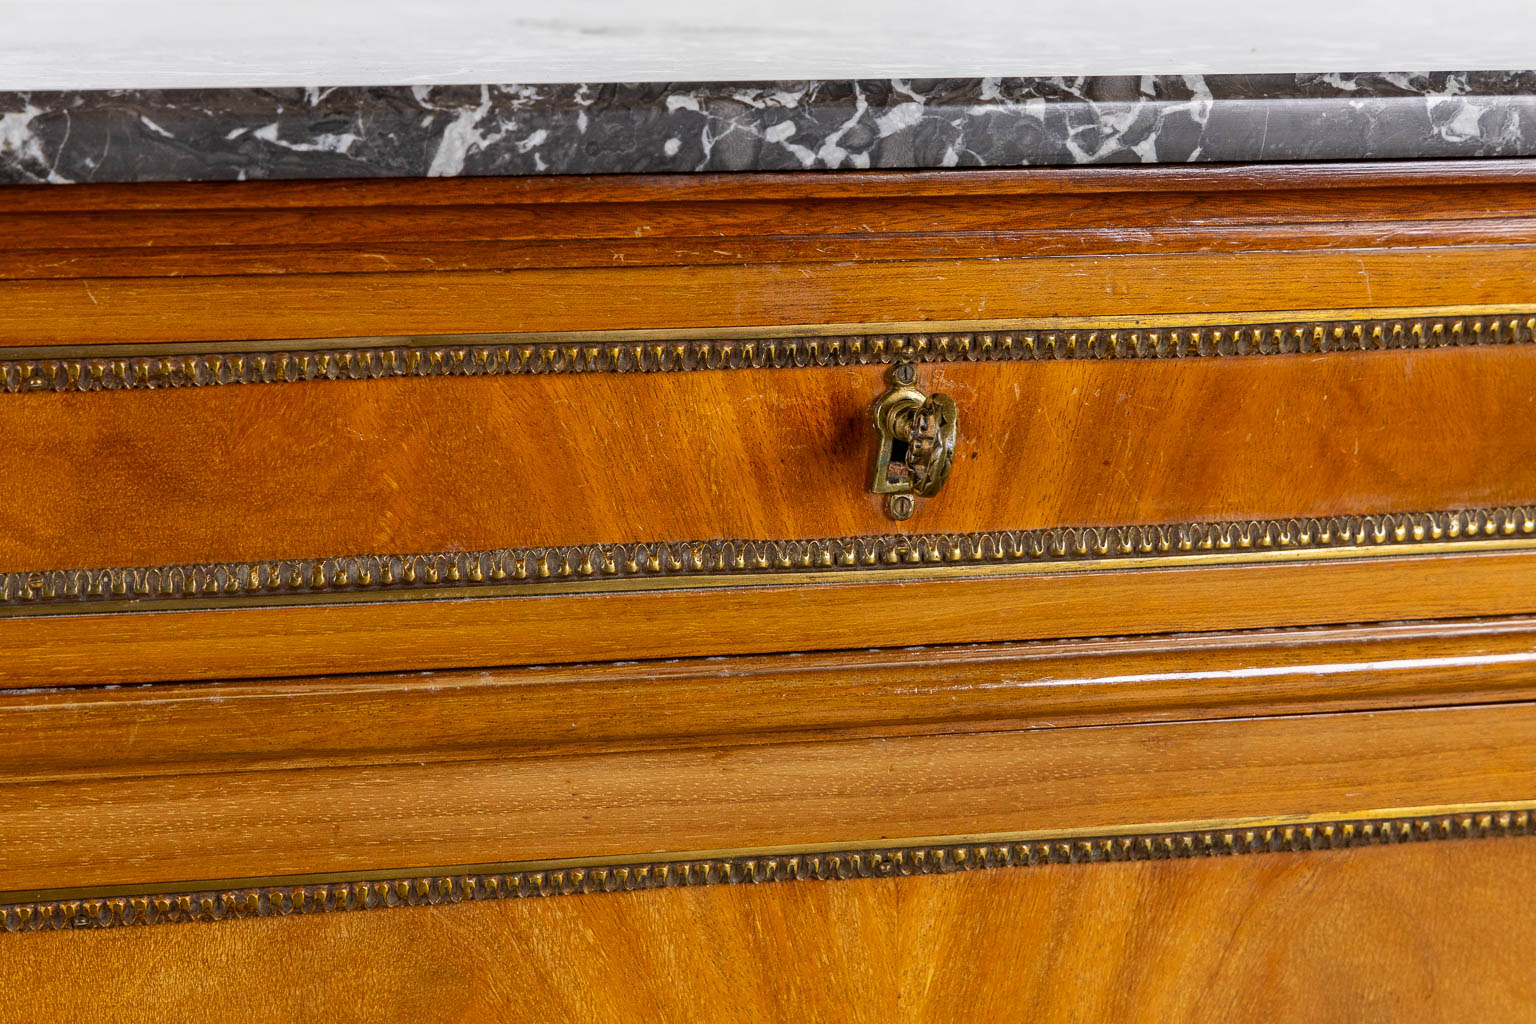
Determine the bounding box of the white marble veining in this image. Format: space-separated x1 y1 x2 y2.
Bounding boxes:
5 1 1536 184
7 73 1536 184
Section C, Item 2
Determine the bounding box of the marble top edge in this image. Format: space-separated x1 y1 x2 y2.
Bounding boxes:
5 72 1536 185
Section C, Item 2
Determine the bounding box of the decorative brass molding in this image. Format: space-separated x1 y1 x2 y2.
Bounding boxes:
3 809 1530 933
3 311 1534 394
5 507 1534 612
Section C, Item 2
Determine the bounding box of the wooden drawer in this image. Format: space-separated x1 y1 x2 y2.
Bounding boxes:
6 163 1536 684
7 321 1536 567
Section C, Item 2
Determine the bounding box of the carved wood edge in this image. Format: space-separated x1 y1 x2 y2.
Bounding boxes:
4 809 1532 933
4 312 1535 394
5 506 1534 612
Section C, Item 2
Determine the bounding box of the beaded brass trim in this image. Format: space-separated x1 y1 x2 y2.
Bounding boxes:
3 311 1534 393
4 809 1530 932
4 507 1534 612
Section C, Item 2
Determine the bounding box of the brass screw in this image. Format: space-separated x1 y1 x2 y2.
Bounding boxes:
886 494 915 520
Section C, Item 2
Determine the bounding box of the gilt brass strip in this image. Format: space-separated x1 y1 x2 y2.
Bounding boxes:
3 805 1532 932
3 507 1534 616
3 307 1535 393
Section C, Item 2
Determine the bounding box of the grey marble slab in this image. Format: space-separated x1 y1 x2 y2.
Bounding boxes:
4 73 1536 185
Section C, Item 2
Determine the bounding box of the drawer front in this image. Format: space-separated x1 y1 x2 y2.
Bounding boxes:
6 164 1536 684
5 317 1536 569
4 312 1536 684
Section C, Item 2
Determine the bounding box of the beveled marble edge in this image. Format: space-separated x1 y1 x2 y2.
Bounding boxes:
3 72 1535 185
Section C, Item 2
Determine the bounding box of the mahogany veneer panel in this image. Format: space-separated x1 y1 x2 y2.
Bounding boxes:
3 346 1533 571
3 838 1533 1023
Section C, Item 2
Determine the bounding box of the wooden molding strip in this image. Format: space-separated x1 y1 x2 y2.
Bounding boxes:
10 552 1536 686
6 698 1534 892
4 310 1534 394
7 617 1535 783
7 161 1536 212
8 247 1535 346
6 506 1534 614
3 809 1531 933
6 163 1536 285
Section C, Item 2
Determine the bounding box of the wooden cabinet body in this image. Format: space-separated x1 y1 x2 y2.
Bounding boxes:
3 162 1536 1019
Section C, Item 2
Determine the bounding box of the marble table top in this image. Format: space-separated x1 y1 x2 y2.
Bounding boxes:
3 1 1535 183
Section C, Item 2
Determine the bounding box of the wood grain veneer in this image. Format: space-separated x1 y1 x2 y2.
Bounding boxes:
3 161 1536 280
2 163 1533 684
5 696 1536 894
4 161 1536 1016
3 162 1536 344
7 837 1524 1023
6 550 1536 687
3 345 1534 572
5 246 1536 345
5 617 1535 782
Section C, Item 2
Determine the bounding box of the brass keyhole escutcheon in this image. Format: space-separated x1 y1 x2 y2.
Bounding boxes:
870 361 958 521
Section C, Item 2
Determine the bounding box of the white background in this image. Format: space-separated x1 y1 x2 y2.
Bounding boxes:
1 0 1532 90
